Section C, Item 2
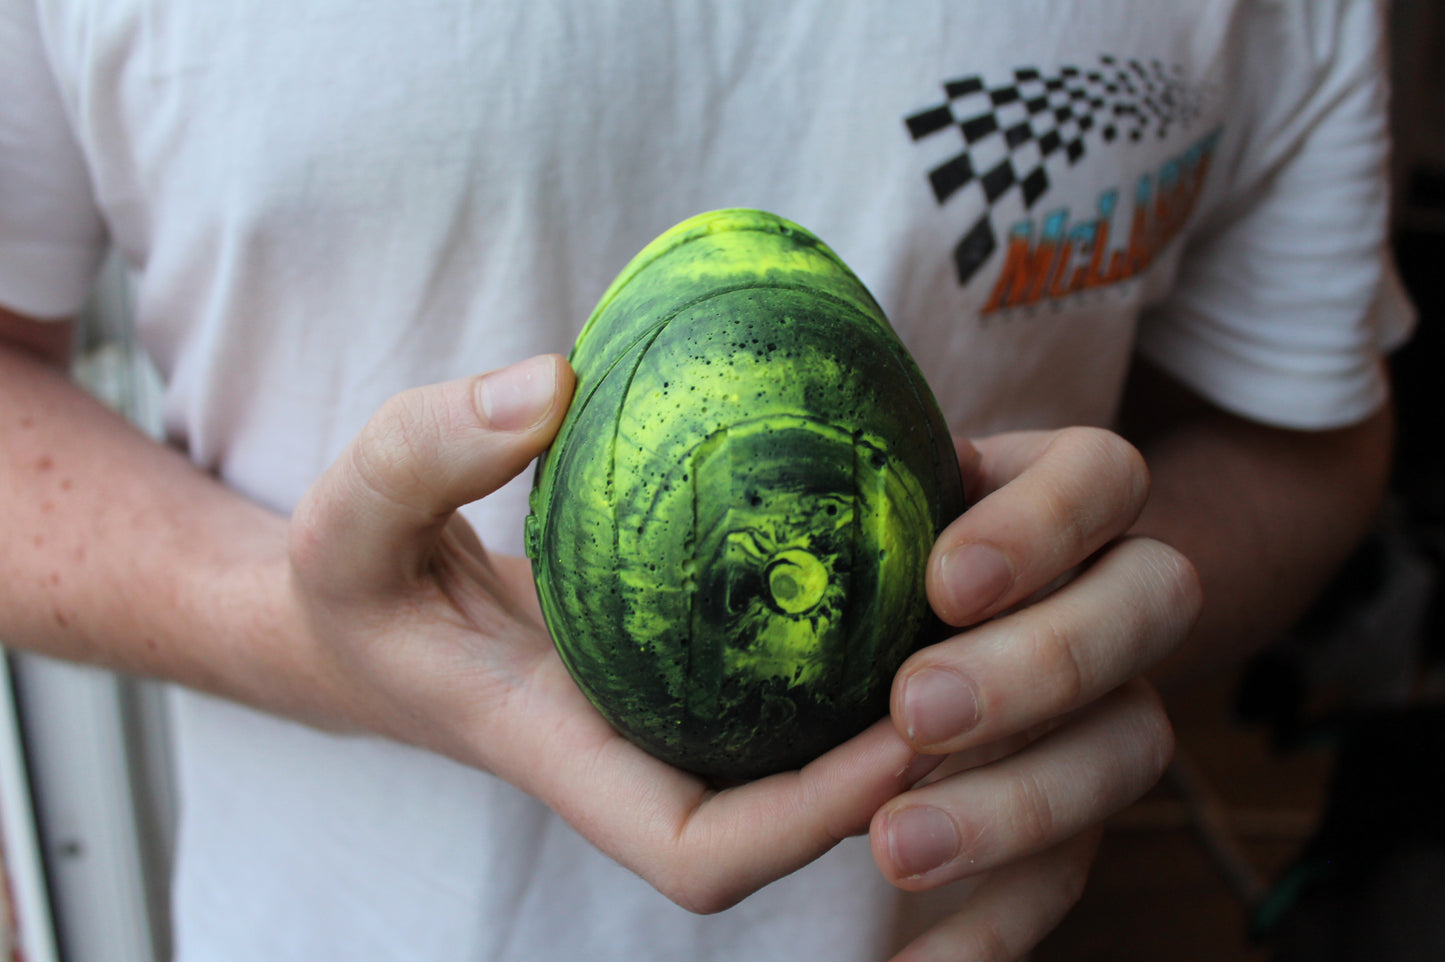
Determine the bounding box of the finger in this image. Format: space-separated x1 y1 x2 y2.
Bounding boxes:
896 535 1199 753
290 354 575 592
667 722 943 912
887 829 1100 962
521 699 941 915
871 680 1172 890
930 427 1150 626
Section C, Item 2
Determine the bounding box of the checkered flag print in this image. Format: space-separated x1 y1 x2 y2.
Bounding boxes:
905 56 1205 286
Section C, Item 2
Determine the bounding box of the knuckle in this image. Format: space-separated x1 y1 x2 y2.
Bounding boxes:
1029 612 1089 709
286 491 327 579
1101 537 1202 672
1114 679 1176 782
1098 429 1150 506
654 817 751 916
1139 538 1205 625
1034 475 1092 559
1053 425 1144 480
1068 426 1148 488
1086 429 1150 521
351 389 446 512
1041 428 1150 553
1005 769 1059 852
961 919 1016 962
370 389 432 462
651 832 746 916
1164 545 1204 622
660 875 737 916
1135 682 1177 777
1153 714 1178 778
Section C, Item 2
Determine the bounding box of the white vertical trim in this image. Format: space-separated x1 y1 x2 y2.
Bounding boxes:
0 654 61 962
9 657 160 962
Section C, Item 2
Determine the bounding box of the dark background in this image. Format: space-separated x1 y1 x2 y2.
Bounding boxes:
1036 4 1445 959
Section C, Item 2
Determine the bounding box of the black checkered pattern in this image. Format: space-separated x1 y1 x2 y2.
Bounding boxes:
905 56 1205 285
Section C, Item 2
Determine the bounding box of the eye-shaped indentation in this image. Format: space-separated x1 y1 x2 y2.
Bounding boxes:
766 549 829 614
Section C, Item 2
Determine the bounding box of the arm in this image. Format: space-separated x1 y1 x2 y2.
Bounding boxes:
1122 359 1394 685
0 306 304 715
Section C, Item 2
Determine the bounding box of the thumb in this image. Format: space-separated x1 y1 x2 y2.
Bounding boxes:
291 354 575 593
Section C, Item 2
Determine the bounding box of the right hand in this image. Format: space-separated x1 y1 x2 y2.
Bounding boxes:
283 353 937 913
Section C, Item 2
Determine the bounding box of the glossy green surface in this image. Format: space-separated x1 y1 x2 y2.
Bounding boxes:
527 209 963 779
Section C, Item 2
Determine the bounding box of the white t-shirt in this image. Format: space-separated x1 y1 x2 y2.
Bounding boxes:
0 1 1413 959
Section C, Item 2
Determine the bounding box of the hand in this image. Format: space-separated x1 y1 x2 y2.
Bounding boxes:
285 354 934 914
870 428 1201 960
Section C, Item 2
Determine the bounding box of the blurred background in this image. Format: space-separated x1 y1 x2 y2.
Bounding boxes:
3 3 1444 960
1036 2 1445 958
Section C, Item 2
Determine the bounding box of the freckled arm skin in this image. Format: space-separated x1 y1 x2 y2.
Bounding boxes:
0 305 322 724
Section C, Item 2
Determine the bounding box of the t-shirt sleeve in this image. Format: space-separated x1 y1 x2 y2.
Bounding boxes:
1136 0 1414 431
0 0 107 320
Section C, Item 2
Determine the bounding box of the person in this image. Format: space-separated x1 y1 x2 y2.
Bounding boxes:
0 1 1410 959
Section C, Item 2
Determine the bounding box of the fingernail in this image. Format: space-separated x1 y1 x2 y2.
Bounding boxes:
479 356 557 431
938 543 1012 622
902 668 980 746
887 806 959 878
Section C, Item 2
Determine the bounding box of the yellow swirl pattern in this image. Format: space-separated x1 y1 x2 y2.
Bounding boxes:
528 210 963 779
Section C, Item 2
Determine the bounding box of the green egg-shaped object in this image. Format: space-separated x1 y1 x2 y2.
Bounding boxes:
526 209 964 780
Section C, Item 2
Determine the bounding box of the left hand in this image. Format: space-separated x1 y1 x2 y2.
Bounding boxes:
286 355 939 916
870 427 1202 960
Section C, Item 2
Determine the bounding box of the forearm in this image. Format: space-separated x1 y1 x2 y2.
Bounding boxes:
0 336 317 721
1123 366 1394 686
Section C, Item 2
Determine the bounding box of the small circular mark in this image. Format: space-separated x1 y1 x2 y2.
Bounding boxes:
766 549 828 614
